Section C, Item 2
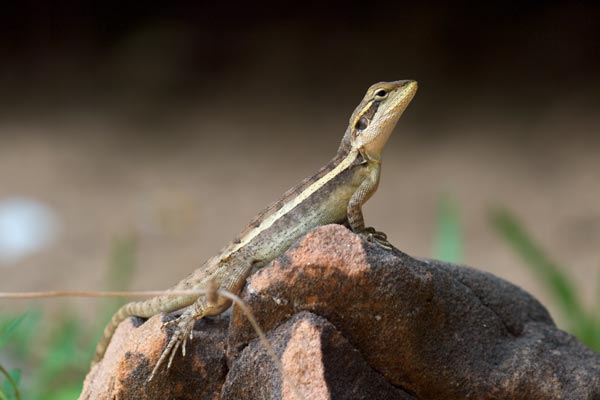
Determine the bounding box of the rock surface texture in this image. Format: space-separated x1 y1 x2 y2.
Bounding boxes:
80 225 600 399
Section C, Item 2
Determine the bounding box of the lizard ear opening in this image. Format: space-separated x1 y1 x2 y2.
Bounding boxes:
355 116 369 131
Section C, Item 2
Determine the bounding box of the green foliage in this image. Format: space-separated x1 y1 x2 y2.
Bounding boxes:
490 208 600 351
0 311 41 360
433 194 463 263
0 315 24 400
32 314 88 397
0 234 137 400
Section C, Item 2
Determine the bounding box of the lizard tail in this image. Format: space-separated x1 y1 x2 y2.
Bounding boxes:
91 301 138 366
91 293 200 366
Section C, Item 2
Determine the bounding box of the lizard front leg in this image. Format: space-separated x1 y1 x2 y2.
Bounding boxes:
347 165 392 250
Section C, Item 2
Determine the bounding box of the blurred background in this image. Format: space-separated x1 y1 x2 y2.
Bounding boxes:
0 1 598 396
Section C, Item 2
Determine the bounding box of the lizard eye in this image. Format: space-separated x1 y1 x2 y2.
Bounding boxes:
355 116 369 131
374 89 388 99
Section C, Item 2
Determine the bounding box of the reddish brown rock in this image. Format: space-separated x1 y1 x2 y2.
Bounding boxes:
228 224 600 399
81 224 600 399
79 314 228 400
222 311 413 400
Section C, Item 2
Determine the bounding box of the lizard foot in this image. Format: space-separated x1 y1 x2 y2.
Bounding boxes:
359 227 393 250
148 308 197 381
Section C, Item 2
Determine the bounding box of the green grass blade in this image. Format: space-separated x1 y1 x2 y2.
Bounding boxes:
433 194 463 263
0 315 26 351
594 267 600 349
0 366 19 400
102 234 137 320
489 208 596 344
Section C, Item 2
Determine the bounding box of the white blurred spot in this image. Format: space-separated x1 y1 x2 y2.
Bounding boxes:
0 197 59 265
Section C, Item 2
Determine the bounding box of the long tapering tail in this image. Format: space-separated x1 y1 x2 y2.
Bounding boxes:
91 292 199 366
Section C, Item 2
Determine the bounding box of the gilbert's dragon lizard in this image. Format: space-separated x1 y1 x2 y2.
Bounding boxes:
92 79 418 379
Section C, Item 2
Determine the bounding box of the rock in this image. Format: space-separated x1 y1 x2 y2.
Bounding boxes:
81 224 600 399
79 315 228 400
222 311 414 400
227 224 600 399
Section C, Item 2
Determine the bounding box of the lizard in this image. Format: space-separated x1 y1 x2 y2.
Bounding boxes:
91 79 418 380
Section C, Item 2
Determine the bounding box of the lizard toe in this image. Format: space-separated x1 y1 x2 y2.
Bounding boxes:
149 310 197 381
359 227 393 250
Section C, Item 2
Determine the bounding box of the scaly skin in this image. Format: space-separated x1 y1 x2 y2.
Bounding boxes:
92 80 418 380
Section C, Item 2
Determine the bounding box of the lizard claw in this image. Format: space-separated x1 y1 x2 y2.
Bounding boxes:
167 339 181 369
360 227 393 250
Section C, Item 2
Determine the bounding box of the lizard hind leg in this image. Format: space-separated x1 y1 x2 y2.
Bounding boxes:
148 296 230 381
149 303 203 381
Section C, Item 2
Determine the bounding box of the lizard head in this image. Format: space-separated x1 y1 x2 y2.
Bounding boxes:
349 80 418 161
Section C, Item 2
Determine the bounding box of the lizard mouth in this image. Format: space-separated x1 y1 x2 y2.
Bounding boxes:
392 80 418 112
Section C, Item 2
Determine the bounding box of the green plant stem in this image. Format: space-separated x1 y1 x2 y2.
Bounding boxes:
433 194 463 263
0 366 19 400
